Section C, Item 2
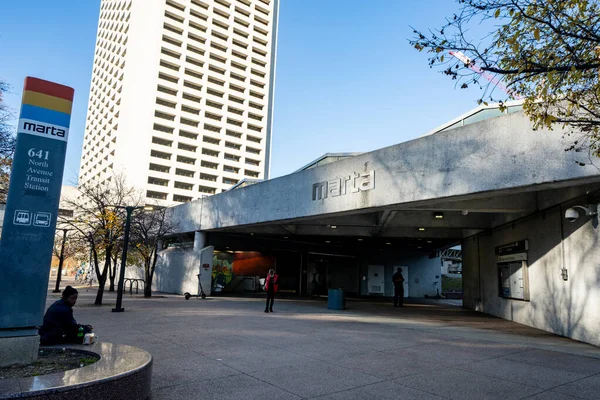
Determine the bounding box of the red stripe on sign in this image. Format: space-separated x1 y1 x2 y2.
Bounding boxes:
23 77 74 102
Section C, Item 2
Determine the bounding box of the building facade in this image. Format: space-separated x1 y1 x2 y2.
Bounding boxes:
79 0 279 205
138 107 600 347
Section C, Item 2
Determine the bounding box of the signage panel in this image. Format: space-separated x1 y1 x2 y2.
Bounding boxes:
495 240 529 255
312 170 375 201
497 252 528 263
0 77 73 330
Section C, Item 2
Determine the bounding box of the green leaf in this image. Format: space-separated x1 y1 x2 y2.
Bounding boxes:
533 28 540 40
494 9 501 18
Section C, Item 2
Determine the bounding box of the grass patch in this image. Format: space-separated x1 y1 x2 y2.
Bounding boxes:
442 275 462 292
0 349 100 379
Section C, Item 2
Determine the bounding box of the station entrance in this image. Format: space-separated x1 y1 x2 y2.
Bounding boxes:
205 230 452 301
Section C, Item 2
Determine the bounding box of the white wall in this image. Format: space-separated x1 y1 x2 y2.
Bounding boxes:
360 253 442 298
153 245 214 295
112 0 163 189
403 255 443 298
0 204 5 239
463 205 600 346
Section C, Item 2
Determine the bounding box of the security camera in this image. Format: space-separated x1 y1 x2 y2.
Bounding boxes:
565 208 579 222
564 204 598 222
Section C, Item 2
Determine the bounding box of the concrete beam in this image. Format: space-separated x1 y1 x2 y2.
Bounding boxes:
167 112 600 233
405 193 538 213
373 210 397 236
291 213 379 227
385 210 491 229
280 224 297 235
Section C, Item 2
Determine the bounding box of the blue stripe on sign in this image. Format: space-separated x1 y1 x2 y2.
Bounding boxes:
19 104 71 128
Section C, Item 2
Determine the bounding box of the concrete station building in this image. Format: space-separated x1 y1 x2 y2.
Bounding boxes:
141 102 600 347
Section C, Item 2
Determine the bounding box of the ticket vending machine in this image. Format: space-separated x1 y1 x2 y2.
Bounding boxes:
498 261 528 300
496 240 530 301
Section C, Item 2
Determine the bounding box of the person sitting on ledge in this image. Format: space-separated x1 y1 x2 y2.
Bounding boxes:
39 286 93 345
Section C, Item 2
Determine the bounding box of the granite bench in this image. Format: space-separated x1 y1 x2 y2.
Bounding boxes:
0 342 152 400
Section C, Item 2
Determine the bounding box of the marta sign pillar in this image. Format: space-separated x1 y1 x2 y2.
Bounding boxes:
0 77 74 367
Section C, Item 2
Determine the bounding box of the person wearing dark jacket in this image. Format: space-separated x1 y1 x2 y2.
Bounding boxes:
264 269 279 313
39 286 92 345
392 268 405 307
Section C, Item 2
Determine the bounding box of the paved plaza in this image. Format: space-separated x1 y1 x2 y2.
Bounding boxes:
50 279 600 400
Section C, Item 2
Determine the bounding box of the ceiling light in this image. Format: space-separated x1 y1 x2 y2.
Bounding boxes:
325 240 331 244
357 238 363 241
461 210 469 216
434 212 444 219
418 228 425 231
418 246 422 249
386 242 391 245
427 240 432 243
330 225 337 229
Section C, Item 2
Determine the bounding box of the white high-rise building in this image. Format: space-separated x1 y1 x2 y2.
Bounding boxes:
79 0 279 204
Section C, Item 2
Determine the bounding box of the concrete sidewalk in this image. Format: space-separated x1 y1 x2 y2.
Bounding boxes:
48 279 600 400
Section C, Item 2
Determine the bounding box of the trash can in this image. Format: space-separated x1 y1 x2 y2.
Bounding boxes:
328 288 345 310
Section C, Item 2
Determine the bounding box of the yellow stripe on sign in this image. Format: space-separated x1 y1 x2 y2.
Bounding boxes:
22 90 73 115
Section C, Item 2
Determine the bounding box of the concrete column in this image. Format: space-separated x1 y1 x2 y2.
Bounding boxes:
193 231 207 251
0 334 39 367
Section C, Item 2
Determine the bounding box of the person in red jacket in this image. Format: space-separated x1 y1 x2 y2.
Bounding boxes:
264 269 279 313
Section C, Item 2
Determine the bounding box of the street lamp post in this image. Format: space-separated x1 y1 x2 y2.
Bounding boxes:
112 205 152 313
52 228 70 293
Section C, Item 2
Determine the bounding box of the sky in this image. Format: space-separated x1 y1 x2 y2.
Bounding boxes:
1 0 482 185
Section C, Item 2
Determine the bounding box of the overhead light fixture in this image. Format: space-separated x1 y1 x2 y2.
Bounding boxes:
330 225 337 229
418 246 422 249
386 242 391 245
418 228 425 231
461 210 469 216
357 238 363 241
434 212 444 219
325 240 331 244
426 240 432 244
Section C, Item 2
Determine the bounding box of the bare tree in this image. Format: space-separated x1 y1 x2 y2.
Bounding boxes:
61 174 140 305
52 231 82 263
0 80 15 202
108 237 143 292
109 240 120 292
130 206 178 297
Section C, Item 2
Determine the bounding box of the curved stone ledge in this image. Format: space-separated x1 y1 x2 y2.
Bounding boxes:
0 343 152 400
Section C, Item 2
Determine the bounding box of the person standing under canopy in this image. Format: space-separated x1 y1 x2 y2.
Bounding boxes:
392 268 405 307
264 269 279 313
